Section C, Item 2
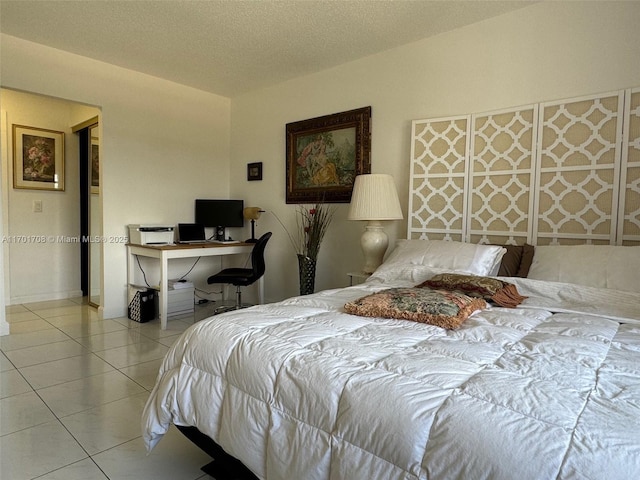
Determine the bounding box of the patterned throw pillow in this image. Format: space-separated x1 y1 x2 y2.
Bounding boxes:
344 287 486 330
416 273 527 308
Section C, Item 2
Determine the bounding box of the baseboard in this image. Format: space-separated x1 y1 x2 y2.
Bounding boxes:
9 289 84 305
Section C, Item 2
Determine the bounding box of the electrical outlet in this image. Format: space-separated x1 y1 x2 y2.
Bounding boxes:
33 200 43 213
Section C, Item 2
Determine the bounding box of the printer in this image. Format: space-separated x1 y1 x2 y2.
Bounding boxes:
128 225 174 245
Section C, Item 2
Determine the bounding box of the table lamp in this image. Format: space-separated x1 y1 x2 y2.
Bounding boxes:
243 207 264 243
347 174 403 274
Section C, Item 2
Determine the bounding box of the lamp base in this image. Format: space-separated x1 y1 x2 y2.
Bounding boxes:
245 219 258 243
360 221 389 274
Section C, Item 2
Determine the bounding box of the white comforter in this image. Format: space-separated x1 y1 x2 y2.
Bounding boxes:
142 279 640 480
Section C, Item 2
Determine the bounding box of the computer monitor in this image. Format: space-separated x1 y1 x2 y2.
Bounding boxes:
195 199 244 240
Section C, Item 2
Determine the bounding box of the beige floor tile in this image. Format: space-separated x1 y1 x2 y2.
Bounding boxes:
0 421 88 480
55 317 129 338
0 351 15 372
92 426 211 480
137 318 195 339
111 315 136 327
69 296 88 305
37 370 146 418
5 309 41 323
19 353 115 390
61 392 150 455
43 308 102 327
0 369 33 399
44 312 98 327
157 332 185 347
32 305 93 319
75 327 148 351
4 338 88 368
0 390 58 436
7 318 56 334
36 305 100 321
24 298 81 311
36 458 109 480
119 358 164 390
0 328 71 351
6 303 29 313
94 340 170 369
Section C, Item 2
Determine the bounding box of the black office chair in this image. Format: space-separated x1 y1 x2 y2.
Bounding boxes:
207 232 272 313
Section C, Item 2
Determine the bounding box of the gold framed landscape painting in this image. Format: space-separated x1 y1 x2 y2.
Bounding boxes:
286 106 371 203
13 124 65 191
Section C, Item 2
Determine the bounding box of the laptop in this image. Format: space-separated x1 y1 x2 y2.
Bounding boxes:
177 223 208 244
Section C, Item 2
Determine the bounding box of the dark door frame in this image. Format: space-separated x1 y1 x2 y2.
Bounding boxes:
78 127 89 296
72 116 99 298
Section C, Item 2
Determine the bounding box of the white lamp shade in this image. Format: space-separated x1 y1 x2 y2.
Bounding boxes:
347 174 403 220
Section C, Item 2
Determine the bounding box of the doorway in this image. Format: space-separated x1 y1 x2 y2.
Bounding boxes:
74 117 101 308
1 88 100 306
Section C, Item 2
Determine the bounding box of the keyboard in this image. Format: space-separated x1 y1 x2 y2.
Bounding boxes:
209 240 241 244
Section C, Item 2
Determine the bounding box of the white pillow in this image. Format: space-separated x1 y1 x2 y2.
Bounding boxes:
368 239 507 284
527 245 640 292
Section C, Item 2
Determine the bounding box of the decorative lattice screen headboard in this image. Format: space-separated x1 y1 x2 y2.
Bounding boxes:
409 88 640 246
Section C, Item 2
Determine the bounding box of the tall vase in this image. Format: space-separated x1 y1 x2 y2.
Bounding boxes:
297 254 316 295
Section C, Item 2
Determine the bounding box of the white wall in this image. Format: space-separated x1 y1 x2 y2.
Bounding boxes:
1 34 232 318
230 1 640 303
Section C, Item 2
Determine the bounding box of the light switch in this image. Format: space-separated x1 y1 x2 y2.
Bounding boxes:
33 200 43 213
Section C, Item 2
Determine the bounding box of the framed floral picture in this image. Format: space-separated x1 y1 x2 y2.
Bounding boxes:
286 106 371 203
13 124 65 191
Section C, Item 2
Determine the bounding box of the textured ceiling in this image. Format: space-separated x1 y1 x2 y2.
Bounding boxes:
0 0 533 97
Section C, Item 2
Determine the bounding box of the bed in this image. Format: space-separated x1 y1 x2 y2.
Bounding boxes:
142 89 640 479
142 240 640 479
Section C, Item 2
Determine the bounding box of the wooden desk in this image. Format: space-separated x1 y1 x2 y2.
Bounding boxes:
127 242 261 329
